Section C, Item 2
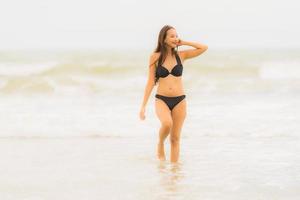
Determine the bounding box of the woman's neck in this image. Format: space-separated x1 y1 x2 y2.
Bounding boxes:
166 47 174 57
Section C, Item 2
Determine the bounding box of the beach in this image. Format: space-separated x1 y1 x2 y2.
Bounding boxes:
1 136 299 200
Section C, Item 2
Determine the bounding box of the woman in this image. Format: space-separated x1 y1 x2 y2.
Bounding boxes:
139 25 208 163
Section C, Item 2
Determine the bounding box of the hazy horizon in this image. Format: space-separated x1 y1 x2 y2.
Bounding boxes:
1 0 299 50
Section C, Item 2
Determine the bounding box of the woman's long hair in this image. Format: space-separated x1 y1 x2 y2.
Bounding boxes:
153 25 178 84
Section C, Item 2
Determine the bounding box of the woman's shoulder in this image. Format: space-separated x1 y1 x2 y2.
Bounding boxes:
150 52 160 59
148 52 160 68
149 52 160 64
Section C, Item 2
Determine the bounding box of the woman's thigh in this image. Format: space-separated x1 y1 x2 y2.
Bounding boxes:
155 99 173 125
171 99 186 134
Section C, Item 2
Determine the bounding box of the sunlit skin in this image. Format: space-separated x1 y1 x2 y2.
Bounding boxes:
140 27 208 163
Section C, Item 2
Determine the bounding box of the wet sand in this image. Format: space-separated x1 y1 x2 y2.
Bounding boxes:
0 136 299 200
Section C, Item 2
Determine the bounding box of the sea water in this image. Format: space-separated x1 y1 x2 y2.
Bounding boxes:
0 48 299 199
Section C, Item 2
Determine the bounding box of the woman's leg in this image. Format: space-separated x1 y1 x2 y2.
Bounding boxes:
155 98 173 161
170 99 186 163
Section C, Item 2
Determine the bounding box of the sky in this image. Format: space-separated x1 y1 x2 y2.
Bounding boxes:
0 0 299 50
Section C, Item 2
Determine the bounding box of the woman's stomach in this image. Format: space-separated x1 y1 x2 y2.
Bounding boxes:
156 78 185 96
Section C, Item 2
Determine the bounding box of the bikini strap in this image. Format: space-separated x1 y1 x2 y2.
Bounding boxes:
157 52 181 66
175 52 182 65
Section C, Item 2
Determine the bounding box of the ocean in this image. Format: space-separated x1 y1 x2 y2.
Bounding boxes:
0 48 299 199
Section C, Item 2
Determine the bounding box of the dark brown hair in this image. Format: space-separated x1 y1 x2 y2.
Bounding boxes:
153 25 178 84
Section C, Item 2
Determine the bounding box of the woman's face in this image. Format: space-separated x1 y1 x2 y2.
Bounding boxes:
164 28 179 48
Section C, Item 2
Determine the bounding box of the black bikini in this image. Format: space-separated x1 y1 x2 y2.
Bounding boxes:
155 94 186 111
155 53 183 78
155 53 186 111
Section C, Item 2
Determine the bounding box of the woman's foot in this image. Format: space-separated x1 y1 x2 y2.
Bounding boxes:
157 142 166 161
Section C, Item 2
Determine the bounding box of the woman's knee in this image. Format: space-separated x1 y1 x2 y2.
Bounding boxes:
161 119 173 130
170 135 180 144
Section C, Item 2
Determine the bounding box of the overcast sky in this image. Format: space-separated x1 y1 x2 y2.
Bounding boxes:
0 0 299 50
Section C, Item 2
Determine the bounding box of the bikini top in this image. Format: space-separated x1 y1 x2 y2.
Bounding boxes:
155 53 183 79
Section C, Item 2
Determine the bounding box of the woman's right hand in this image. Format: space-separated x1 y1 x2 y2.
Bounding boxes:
139 107 146 120
176 38 184 47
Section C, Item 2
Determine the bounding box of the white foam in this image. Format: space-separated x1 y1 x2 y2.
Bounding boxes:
0 62 59 76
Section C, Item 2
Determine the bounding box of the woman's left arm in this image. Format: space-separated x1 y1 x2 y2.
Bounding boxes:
178 39 208 61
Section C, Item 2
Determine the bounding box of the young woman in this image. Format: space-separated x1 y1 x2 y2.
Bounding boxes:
139 25 208 163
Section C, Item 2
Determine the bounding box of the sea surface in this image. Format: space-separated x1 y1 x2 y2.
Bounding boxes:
0 48 299 199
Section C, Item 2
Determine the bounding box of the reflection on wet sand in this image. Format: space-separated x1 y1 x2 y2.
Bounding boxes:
156 160 186 199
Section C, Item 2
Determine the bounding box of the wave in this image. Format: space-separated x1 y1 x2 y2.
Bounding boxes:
0 49 299 94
